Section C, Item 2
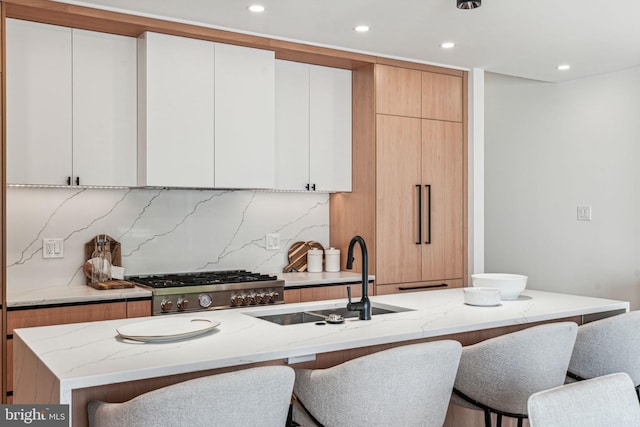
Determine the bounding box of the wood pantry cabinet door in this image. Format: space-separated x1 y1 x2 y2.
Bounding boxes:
375 115 422 285
138 32 215 188
375 64 421 117
6 19 72 185
421 120 464 281
421 72 463 122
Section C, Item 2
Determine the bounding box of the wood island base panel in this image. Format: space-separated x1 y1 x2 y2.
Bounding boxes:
13 289 628 427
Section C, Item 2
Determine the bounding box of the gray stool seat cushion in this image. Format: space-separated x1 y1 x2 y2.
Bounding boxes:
528 372 640 427
293 340 462 427
88 365 295 427
453 321 578 416
569 310 640 386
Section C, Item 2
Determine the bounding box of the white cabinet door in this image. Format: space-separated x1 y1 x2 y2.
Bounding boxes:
214 43 275 189
275 60 310 190
6 19 72 185
309 65 352 192
73 29 137 187
274 61 352 192
138 32 215 187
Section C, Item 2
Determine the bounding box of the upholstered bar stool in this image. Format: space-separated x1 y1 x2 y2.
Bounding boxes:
452 322 578 427
292 340 462 427
88 366 295 427
568 310 640 396
527 373 640 427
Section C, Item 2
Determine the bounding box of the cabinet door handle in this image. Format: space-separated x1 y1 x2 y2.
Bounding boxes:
398 283 448 291
425 184 431 244
75 176 80 186
416 184 422 244
67 176 71 186
311 183 316 191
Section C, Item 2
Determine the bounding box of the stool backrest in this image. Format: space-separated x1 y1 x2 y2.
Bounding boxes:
88 365 295 427
528 372 640 427
569 310 640 386
294 340 462 427
454 321 578 415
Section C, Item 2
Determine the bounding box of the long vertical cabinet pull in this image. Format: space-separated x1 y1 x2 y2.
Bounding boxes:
416 184 422 244
425 184 432 244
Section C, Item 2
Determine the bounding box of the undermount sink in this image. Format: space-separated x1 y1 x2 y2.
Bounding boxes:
251 304 413 326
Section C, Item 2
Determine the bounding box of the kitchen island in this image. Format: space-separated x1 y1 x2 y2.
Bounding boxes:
14 289 628 426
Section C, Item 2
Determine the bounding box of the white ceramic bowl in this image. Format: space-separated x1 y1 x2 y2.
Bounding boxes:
463 287 501 306
471 273 528 300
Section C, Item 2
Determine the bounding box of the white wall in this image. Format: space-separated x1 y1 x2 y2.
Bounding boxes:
485 68 640 308
7 187 329 292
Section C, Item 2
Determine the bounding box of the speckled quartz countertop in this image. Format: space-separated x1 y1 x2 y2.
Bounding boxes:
13 288 628 409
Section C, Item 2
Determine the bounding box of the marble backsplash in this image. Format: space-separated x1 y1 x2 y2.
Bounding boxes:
7 187 329 291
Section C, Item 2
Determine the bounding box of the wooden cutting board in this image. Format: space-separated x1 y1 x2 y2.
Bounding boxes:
283 241 324 272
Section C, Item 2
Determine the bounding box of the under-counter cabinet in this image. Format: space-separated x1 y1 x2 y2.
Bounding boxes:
4 299 150 402
284 284 362 303
138 32 275 189
275 60 352 192
6 19 137 187
330 63 466 294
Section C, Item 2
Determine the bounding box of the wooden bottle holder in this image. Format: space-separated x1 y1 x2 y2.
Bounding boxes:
84 235 133 289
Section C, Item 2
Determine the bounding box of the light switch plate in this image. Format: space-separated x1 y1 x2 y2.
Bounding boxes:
577 206 592 221
43 238 64 258
266 233 280 250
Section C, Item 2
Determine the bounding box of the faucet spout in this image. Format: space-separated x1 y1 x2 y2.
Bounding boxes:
345 235 371 320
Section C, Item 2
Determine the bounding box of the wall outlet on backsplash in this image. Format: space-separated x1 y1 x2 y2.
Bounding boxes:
266 233 280 250
43 238 64 259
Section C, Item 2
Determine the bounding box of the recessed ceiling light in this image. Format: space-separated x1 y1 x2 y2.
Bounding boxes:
248 4 265 13
354 25 371 33
556 64 571 71
440 42 456 49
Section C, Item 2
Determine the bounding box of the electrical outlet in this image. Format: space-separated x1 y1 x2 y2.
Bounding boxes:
266 233 280 250
43 238 64 258
577 206 592 221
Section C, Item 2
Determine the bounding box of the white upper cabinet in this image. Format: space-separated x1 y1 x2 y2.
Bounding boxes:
73 29 137 187
6 19 137 187
309 65 352 192
274 60 352 192
6 19 72 185
138 32 215 188
214 43 275 189
139 33 275 189
275 60 310 190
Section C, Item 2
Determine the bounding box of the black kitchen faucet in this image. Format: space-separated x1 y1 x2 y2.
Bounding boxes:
345 235 372 320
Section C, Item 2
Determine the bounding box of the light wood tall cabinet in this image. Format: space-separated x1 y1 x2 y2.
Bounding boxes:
6 19 137 187
330 62 467 295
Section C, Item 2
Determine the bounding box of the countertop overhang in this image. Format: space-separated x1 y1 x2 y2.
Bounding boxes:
13 288 628 404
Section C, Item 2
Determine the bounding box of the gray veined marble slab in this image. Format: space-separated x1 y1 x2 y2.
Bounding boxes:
7 187 329 293
13 289 628 408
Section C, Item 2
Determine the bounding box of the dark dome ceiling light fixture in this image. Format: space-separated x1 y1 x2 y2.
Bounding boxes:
457 0 482 9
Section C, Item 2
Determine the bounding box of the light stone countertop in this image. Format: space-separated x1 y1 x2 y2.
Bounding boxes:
7 284 152 307
13 289 628 406
7 272 374 307
278 271 375 287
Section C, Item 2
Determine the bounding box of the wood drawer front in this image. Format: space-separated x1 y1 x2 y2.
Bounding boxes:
126 300 152 318
285 284 364 303
376 279 463 295
7 302 127 334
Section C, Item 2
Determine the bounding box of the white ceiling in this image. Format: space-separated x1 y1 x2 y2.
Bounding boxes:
62 0 640 82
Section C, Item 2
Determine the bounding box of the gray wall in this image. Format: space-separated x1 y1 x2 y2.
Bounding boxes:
485 68 640 308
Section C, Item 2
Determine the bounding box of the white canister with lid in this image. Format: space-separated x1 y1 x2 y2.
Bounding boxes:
324 247 341 272
307 248 323 272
